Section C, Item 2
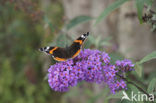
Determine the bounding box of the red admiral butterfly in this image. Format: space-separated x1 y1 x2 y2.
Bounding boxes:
39 32 89 61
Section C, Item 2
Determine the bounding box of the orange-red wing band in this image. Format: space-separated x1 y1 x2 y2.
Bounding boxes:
53 57 67 61
74 40 83 45
49 47 58 54
72 49 81 58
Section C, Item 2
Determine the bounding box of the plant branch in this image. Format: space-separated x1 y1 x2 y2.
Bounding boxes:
116 73 156 100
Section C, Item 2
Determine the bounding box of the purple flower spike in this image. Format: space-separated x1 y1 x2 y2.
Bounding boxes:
47 49 134 94
115 59 135 72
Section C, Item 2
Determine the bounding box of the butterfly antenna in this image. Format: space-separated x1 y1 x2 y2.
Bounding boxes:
86 32 89 36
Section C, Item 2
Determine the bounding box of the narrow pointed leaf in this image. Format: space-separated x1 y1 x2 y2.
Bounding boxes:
139 51 156 64
134 62 142 77
135 0 145 23
95 0 129 25
147 78 156 93
66 16 93 30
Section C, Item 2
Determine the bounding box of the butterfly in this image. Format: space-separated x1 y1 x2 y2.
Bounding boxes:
39 32 89 61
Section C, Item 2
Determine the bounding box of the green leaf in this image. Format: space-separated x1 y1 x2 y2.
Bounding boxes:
134 62 142 77
147 78 156 93
127 84 144 103
139 51 156 64
50 33 71 48
44 16 55 32
144 0 154 6
135 0 145 23
95 0 129 25
106 91 123 99
66 16 93 30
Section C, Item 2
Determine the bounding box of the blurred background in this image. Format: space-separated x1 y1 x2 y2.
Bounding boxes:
0 0 156 103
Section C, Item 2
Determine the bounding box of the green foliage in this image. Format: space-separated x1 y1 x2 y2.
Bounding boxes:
135 0 145 23
0 59 14 102
1 0 156 103
88 35 112 49
127 84 144 103
147 78 156 93
144 0 154 6
66 16 93 30
95 0 129 25
139 51 156 64
106 91 123 99
134 62 143 77
134 51 156 77
44 16 55 32
62 0 156 102
0 1 63 103
51 33 72 47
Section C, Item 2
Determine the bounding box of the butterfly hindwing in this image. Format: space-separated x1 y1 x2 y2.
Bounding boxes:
69 42 81 58
52 48 68 61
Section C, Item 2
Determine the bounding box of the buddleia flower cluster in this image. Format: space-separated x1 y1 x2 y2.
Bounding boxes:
48 49 134 93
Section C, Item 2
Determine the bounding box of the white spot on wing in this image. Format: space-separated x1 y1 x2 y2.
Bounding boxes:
81 34 85 38
45 47 50 51
46 47 50 49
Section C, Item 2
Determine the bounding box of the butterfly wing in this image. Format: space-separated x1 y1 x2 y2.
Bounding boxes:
52 47 68 61
39 46 68 61
69 32 89 58
39 32 89 61
39 46 56 54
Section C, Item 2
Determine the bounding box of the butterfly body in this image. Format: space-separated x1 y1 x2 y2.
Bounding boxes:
39 32 89 61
